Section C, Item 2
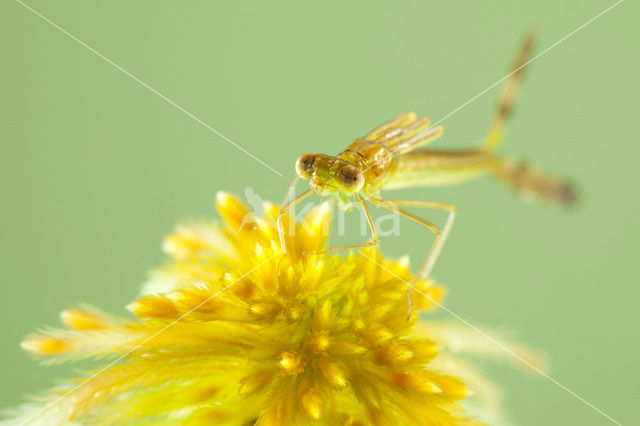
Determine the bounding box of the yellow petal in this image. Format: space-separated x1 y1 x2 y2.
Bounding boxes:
313 299 333 330
21 336 69 355
433 374 467 399
278 351 306 375
60 308 110 330
216 191 252 234
374 342 414 366
239 368 274 396
300 387 323 420
305 332 331 354
317 357 348 388
127 295 180 319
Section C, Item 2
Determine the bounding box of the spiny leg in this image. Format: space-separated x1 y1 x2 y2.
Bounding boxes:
381 199 457 279
277 186 313 254
369 198 456 317
318 194 380 254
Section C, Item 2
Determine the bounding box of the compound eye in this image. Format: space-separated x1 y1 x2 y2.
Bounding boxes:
295 153 316 179
337 166 364 193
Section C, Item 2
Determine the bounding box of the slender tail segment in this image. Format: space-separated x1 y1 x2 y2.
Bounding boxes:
492 158 577 206
485 32 578 207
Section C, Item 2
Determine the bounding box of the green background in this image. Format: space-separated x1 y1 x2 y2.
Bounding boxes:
1 1 637 424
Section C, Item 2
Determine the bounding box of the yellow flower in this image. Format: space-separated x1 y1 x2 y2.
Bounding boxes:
8 192 543 425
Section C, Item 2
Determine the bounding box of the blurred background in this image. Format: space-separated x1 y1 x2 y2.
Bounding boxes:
1 1 637 424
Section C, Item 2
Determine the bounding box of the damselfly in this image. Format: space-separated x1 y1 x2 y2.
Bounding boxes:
278 33 576 284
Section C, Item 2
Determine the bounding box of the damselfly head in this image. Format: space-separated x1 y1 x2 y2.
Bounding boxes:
295 153 364 195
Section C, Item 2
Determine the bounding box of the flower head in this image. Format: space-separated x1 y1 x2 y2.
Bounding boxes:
9 192 542 425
